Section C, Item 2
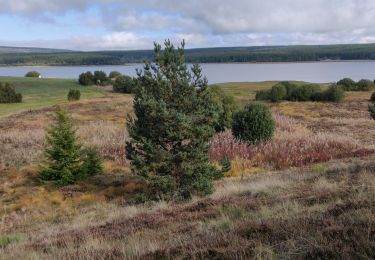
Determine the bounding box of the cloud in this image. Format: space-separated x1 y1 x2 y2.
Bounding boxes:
0 0 112 14
1 0 375 49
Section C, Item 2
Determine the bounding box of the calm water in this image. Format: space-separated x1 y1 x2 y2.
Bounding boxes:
0 62 375 84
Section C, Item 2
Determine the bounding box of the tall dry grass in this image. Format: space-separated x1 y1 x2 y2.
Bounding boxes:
210 114 372 169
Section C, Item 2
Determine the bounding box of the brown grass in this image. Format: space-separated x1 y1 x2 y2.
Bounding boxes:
1 155 375 259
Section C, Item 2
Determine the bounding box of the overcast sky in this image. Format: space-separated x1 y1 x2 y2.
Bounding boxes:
1 0 375 50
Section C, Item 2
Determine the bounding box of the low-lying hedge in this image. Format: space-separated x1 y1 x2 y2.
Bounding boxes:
255 82 344 103
337 78 375 91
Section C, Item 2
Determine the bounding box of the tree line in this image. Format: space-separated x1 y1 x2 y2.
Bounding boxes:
3 43 375 65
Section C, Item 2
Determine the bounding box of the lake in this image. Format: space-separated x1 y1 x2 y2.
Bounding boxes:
1 61 375 84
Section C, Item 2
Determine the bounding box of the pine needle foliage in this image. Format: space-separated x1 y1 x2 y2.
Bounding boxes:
126 40 222 201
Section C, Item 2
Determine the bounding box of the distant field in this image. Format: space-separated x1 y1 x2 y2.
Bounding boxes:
0 76 104 117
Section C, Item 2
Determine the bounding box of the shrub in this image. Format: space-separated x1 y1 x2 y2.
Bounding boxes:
109 71 122 79
126 40 221 201
312 84 344 102
93 71 109 85
255 89 270 101
323 85 344 102
0 82 22 103
337 78 356 91
371 92 375 102
79 71 95 86
202 85 239 132
269 83 287 102
39 110 102 185
232 102 275 144
288 84 321 101
67 89 81 101
282 81 299 96
356 79 374 91
113 75 135 93
25 71 40 78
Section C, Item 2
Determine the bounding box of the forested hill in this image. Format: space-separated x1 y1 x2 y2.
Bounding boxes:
1 43 375 65
0 46 72 54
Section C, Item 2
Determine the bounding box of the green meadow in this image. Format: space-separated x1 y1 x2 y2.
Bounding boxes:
0 76 104 117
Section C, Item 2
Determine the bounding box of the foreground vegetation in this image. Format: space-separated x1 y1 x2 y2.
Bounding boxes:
3 43 375 65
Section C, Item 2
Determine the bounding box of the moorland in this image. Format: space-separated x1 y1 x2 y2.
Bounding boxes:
1 68 375 258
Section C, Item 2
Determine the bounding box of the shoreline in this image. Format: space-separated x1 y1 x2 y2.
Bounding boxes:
1 60 375 67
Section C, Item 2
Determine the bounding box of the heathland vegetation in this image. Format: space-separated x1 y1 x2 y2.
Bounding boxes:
3 43 375 65
1 41 375 258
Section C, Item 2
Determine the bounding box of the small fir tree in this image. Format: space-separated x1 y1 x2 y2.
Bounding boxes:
126 40 222 201
81 146 103 177
39 110 103 185
39 110 83 184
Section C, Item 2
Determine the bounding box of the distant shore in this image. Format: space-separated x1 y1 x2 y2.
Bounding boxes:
2 59 375 67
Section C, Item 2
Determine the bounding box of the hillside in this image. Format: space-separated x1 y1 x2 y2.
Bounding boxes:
0 46 71 54
1 43 375 65
0 82 375 258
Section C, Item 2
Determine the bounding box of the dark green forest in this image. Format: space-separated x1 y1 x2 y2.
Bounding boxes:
2 43 375 65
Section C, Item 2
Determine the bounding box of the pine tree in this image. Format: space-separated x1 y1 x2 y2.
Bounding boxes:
39 110 84 185
81 146 103 177
126 40 222 201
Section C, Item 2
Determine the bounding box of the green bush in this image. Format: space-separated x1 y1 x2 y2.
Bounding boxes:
356 79 374 91
93 71 109 85
202 85 239 132
255 89 270 101
67 89 81 101
337 78 357 91
288 84 321 101
78 71 95 86
232 102 275 144
282 81 299 97
39 110 102 185
109 71 122 79
269 83 287 102
25 71 40 78
312 84 344 102
0 82 22 103
113 75 135 93
324 85 344 102
79 71 110 86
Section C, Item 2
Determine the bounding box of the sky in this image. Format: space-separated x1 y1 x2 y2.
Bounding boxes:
1 0 375 51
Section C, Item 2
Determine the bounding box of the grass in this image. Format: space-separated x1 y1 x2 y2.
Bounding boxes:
1 156 375 258
0 76 104 117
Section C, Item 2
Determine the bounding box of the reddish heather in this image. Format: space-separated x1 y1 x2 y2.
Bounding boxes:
209 114 373 169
